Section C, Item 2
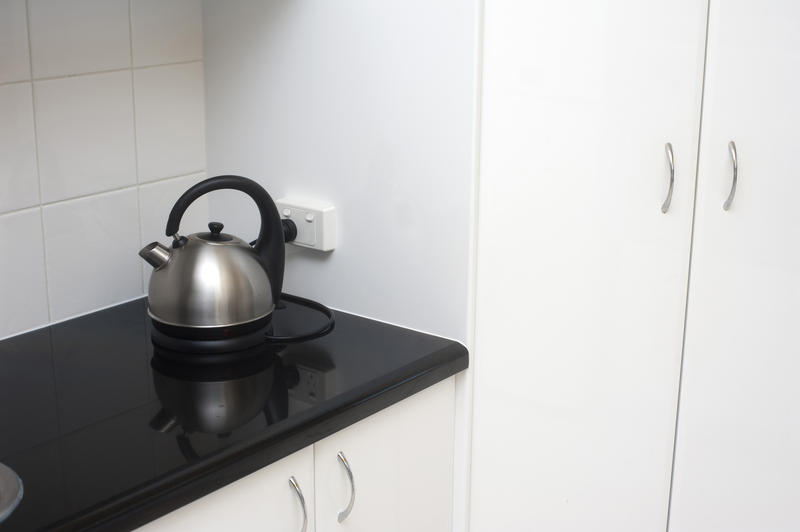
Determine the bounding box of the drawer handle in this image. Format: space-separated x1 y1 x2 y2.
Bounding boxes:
337 451 355 523
288 476 308 532
723 140 738 211
662 142 675 213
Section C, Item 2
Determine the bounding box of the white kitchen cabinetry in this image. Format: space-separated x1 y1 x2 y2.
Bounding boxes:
138 377 455 532
138 446 314 532
314 378 455 532
471 1 708 531
668 2 800 531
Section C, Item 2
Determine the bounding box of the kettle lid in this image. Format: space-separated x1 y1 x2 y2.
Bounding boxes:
195 221 234 242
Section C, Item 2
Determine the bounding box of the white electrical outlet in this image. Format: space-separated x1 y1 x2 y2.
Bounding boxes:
275 197 336 251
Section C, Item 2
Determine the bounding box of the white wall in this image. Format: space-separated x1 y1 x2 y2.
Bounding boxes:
0 0 209 339
202 0 477 342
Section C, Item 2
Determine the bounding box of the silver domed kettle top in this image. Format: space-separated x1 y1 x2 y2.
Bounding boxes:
139 175 286 332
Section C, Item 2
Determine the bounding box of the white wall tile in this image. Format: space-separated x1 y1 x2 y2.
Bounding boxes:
134 62 205 182
0 83 39 213
0 0 30 83
138 172 208 289
42 188 142 320
0 208 49 338
1 3 207 337
28 0 130 78
131 0 202 67
35 71 137 203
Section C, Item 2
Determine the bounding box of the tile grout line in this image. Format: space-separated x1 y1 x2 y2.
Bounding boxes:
0 170 209 218
25 0 52 322
129 0 146 294
0 79 31 88
0 59 204 88
131 58 204 72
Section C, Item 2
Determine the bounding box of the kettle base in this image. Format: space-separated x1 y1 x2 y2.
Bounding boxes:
151 313 273 341
150 315 274 359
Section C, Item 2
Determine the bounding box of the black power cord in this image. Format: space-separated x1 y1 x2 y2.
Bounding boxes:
264 292 335 344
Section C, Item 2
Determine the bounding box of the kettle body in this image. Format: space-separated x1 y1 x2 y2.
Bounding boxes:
143 229 274 328
139 175 285 338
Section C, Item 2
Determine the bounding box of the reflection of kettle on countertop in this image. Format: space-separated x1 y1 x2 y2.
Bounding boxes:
139 175 335 354
149 351 279 436
149 349 301 462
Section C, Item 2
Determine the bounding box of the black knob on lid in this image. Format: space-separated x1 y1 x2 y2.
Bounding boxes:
198 222 231 242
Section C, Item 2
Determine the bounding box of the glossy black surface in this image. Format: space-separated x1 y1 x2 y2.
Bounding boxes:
0 297 467 531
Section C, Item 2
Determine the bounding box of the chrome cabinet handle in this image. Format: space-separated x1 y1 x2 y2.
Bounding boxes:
288 476 308 532
662 142 675 213
723 140 738 211
337 451 355 523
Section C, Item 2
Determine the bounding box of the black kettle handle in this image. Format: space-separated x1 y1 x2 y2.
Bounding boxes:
165 175 285 305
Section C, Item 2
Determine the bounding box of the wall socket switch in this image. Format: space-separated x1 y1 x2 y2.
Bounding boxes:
275 197 336 251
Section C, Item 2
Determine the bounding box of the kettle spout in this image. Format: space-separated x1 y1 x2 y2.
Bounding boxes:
139 242 171 269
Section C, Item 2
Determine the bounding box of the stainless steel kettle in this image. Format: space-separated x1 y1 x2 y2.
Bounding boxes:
139 175 286 335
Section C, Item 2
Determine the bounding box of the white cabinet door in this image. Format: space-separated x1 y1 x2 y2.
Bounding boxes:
314 378 455 532
138 446 314 532
669 2 800 531
470 1 707 531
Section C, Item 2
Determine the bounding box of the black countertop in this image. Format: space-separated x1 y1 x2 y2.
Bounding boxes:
0 297 467 531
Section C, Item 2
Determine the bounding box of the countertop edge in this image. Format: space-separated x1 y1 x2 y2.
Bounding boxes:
53 341 468 532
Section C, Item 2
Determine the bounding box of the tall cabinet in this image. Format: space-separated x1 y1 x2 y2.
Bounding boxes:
669 2 800 530
470 1 708 530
